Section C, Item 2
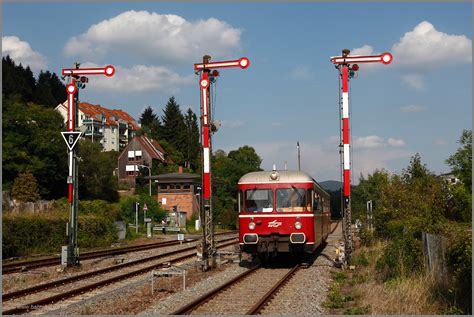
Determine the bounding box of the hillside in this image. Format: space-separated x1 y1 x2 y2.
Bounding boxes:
319 180 342 192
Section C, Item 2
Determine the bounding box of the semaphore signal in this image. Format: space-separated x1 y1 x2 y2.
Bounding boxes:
330 49 392 264
61 63 115 268
195 55 250 271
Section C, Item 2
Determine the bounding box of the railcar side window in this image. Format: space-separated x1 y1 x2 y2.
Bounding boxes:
276 188 307 212
245 189 273 212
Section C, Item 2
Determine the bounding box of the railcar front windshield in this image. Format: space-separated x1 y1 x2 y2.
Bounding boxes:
276 187 308 212
245 189 273 212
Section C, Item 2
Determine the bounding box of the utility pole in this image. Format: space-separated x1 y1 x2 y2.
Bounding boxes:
61 64 115 267
297 141 301 171
330 50 392 262
194 55 250 270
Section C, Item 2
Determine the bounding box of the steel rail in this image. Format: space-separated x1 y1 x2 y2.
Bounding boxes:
2 236 236 301
171 265 261 315
3 231 237 274
2 240 238 315
246 264 300 315
329 220 341 235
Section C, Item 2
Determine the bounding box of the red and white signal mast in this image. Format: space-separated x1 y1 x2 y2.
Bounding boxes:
194 55 250 270
330 49 392 261
61 63 115 267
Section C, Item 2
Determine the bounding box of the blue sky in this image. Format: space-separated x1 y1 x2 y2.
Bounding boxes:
3 2 472 182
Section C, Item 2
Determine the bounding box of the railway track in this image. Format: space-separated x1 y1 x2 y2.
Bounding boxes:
171 264 302 315
2 237 238 315
2 231 237 274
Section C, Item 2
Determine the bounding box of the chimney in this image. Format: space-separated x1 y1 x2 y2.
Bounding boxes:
178 166 183 173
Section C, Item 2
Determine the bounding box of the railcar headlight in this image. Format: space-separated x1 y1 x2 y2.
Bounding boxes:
295 221 302 230
248 222 256 230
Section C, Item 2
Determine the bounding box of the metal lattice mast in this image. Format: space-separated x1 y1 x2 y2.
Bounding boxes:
195 55 250 270
331 49 393 261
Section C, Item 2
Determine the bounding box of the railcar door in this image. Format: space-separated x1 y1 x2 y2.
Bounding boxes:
312 188 323 247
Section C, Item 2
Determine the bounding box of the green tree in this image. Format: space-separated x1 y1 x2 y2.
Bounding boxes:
139 106 158 128
77 140 119 202
2 95 67 198
11 172 41 202
161 96 186 163
2 56 36 101
33 70 57 107
212 146 262 228
446 129 472 192
351 169 390 223
48 72 67 106
184 108 200 171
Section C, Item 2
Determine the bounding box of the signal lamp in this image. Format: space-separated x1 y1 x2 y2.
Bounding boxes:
209 75 216 83
349 69 355 78
211 70 220 77
351 64 359 71
80 76 89 83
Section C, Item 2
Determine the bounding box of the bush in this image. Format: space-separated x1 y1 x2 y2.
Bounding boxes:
445 229 472 314
376 233 423 281
2 200 121 258
119 195 167 225
2 212 66 257
11 172 41 202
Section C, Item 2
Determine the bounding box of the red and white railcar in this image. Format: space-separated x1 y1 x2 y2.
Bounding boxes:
238 169 331 258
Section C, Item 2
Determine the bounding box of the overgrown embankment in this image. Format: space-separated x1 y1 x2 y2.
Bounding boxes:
2 196 167 259
324 223 471 315
2 200 120 258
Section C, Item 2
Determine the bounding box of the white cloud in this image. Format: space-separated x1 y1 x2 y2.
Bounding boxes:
221 140 411 182
353 135 385 149
350 45 375 56
392 21 472 70
387 138 406 147
400 104 426 113
2 36 47 72
64 10 242 64
340 135 407 149
290 65 314 80
401 73 424 90
82 62 193 93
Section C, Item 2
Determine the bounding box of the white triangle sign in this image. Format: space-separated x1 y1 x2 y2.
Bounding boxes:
61 131 82 150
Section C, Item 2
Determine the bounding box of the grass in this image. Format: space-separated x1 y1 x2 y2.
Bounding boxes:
322 271 354 310
338 240 449 315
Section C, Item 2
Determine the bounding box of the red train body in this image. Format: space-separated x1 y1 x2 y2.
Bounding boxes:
238 170 331 257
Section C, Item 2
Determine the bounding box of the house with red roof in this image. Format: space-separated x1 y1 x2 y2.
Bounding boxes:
117 135 168 186
55 101 139 151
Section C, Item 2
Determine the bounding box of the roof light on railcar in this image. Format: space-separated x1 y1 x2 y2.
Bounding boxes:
270 171 279 180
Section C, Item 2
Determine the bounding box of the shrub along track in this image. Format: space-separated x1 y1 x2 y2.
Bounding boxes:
2 237 237 315
2 231 237 274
